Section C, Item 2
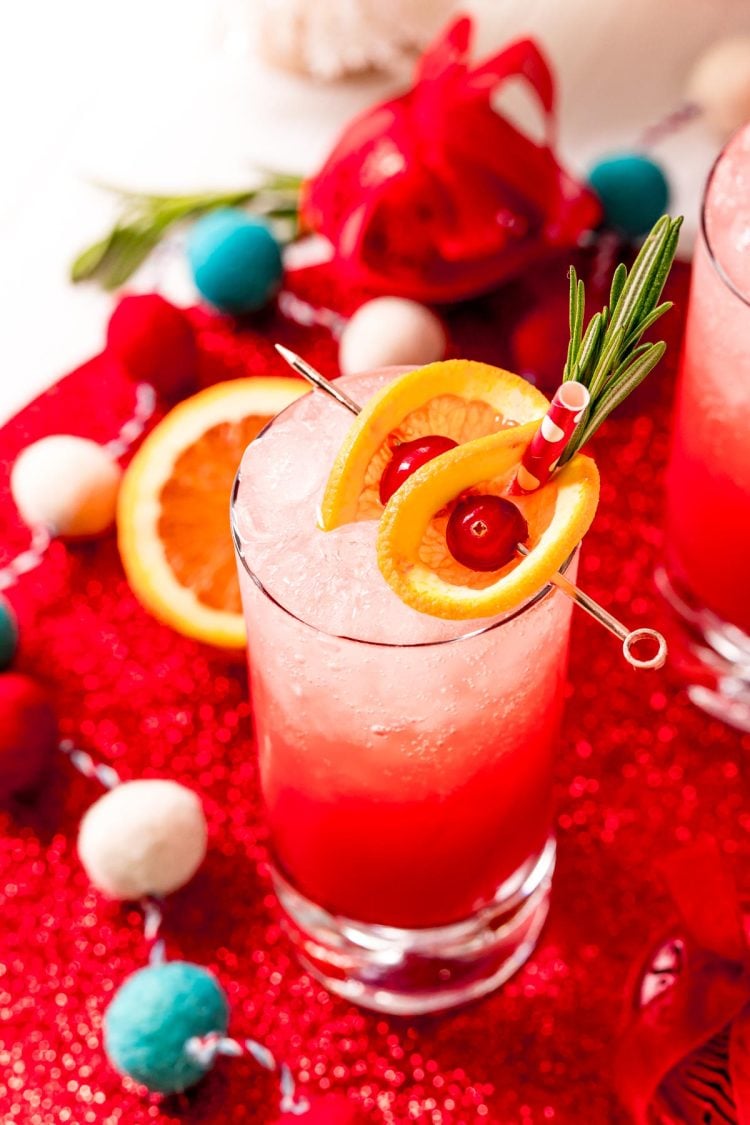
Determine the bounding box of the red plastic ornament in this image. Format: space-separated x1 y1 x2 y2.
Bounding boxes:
446 494 528 571
0 673 58 798
379 434 458 504
302 17 600 303
106 294 198 400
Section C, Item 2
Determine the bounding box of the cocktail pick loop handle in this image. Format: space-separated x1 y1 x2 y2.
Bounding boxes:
515 546 666 669
273 344 668 670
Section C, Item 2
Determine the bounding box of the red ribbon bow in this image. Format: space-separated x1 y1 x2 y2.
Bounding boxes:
616 838 750 1123
301 16 600 303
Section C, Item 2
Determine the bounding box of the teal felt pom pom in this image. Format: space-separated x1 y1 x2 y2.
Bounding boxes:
0 597 18 670
104 961 229 1093
587 154 670 238
187 208 283 313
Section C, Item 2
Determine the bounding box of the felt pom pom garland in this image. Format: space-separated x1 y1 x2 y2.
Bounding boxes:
107 294 199 400
51 734 321 1114
0 309 383 1117
0 423 356 1115
187 209 285 314
0 285 446 1119
11 435 123 537
0 380 156 595
0 285 453 634
78 777 209 900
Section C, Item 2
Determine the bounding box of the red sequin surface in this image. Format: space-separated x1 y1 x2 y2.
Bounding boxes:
0 261 748 1125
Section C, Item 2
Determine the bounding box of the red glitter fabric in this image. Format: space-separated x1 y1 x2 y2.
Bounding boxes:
1 260 748 1125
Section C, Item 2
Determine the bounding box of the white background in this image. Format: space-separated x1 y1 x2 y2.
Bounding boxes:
1 0 749 424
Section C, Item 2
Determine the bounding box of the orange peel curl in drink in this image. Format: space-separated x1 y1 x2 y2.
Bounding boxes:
320 360 549 528
321 361 600 620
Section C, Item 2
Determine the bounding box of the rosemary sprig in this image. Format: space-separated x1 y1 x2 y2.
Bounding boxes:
559 214 682 464
70 175 303 290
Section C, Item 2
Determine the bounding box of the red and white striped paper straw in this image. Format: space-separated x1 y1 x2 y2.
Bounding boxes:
513 381 590 493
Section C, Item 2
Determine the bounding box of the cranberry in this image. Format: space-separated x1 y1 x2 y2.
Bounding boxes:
446 494 529 571
379 434 458 504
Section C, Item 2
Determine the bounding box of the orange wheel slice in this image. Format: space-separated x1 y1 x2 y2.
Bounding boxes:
117 377 306 647
320 360 550 529
376 422 600 620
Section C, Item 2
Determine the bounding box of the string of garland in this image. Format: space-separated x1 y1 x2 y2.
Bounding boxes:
0 364 363 1118
59 741 321 1116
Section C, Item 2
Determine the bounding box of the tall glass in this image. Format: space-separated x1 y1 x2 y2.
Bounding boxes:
231 369 577 1014
661 125 750 730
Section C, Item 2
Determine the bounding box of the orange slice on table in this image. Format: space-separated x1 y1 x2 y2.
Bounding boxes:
117 377 306 648
320 360 551 530
377 422 600 619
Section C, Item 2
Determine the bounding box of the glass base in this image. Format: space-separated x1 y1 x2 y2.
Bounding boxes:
272 837 555 1016
656 565 750 732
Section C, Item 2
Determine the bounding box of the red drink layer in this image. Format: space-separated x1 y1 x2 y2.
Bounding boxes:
234 370 575 930
251 609 568 929
666 125 750 633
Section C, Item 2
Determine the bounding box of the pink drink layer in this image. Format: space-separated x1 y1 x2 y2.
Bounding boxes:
666 124 750 633
235 370 575 929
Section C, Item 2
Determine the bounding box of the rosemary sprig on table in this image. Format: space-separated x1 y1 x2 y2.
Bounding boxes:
71 173 303 290
559 214 683 464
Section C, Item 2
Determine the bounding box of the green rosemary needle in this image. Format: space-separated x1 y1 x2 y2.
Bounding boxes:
70 176 303 291
559 214 683 464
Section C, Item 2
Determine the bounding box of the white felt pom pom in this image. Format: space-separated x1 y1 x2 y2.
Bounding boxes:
687 37 750 138
78 779 208 900
11 436 122 537
339 298 447 378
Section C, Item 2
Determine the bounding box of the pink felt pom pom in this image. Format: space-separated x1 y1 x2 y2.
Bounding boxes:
107 294 198 400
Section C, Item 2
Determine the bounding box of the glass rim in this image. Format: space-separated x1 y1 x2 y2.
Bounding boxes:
230 407 577 650
701 127 750 309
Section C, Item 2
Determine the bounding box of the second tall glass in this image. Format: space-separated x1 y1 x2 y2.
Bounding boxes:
661 125 750 729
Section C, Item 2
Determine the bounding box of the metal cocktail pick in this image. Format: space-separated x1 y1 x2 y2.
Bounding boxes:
274 344 667 671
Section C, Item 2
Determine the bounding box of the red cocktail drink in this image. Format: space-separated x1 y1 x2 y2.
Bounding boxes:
232 369 576 1012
